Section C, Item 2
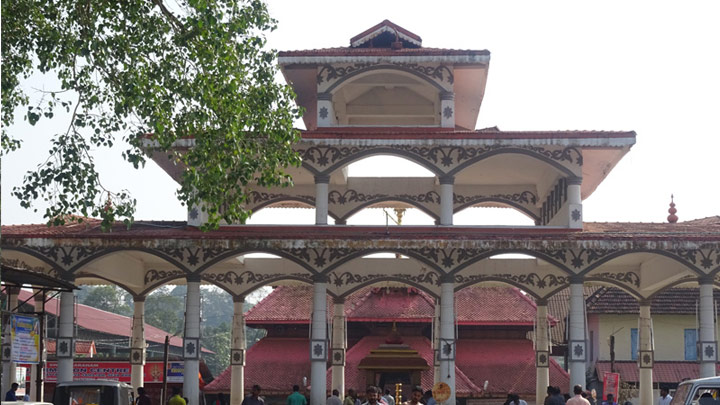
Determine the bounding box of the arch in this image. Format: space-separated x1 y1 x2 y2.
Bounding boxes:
336 277 439 300
582 277 644 300
448 249 573 276
339 197 439 224
453 277 542 300
454 198 539 222
643 276 714 300
304 148 445 178
578 249 704 276
196 248 318 275
447 148 578 178
67 247 192 275
321 248 444 274
139 274 192 297
1 246 69 278
72 272 140 298
249 198 341 224
325 65 447 94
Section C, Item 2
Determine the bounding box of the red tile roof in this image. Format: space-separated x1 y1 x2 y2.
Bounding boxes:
586 287 720 315
456 287 544 326
300 127 635 140
46 339 96 356
546 287 600 345
681 216 720 226
344 288 435 322
19 289 186 349
278 47 489 58
596 361 720 384
456 339 569 395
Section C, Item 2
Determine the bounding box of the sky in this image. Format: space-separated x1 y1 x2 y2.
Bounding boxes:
2 0 720 226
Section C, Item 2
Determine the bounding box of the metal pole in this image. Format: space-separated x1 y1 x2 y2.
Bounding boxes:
36 291 46 401
162 336 169 405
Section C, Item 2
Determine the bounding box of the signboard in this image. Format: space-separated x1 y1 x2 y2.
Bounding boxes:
41 361 185 383
10 314 40 363
432 382 451 403
602 372 620 401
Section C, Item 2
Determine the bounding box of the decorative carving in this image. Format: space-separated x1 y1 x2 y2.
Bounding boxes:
25 245 106 268
591 272 640 287
328 190 388 205
454 191 538 206
319 107 329 119
249 191 315 205
317 63 376 84
393 63 454 84
454 272 568 289
144 269 185 284
397 191 441 204
328 271 441 287
571 209 582 221
567 248 616 269
443 106 453 119
316 62 454 85
202 271 312 285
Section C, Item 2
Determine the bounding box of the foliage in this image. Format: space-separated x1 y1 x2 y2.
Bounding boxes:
2 0 302 230
145 287 185 335
201 322 231 376
80 285 133 316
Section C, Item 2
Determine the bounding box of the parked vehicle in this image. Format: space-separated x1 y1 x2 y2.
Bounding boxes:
52 380 134 405
671 377 720 405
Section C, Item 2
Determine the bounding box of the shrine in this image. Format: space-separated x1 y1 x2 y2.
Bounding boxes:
3 19 720 405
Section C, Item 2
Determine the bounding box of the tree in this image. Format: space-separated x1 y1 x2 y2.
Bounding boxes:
145 287 184 335
201 321 231 376
80 285 133 316
1 0 302 230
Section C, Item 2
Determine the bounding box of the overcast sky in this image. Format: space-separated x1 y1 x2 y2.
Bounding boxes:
2 1 719 226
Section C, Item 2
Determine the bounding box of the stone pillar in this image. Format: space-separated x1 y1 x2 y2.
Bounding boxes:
568 277 587 391
317 92 336 127
699 278 717 377
29 289 45 401
440 91 455 128
433 299 441 384
130 297 146 390
2 288 20 393
57 290 75 383
567 177 582 229
638 302 654 405
230 296 246 405
439 276 456 404
536 300 550 405
310 276 328 405
184 277 201 405
315 175 330 225
439 175 454 226
331 298 346 396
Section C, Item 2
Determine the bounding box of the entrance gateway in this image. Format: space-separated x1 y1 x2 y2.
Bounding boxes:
3 19 720 405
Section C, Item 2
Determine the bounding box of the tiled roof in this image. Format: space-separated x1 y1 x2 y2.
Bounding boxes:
586 287 720 314
546 287 600 345
278 47 489 58
18 290 187 349
596 361 720 384
456 339 569 395
300 127 636 140
682 216 720 226
245 286 549 326
46 339 96 355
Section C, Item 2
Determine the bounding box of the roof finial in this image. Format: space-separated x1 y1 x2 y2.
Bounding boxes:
667 194 678 224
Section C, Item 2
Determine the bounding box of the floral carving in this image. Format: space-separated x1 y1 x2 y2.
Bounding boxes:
328 190 388 205
396 191 441 204
454 191 538 206
145 269 185 284
202 271 311 285
328 271 440 287
591 271 640 287
249 191 315 205
317 63 376 84
455 272 568 289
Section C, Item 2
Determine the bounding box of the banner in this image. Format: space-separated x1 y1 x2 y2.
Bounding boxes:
42 361 185 383
10 314 40 363
603 372 620 401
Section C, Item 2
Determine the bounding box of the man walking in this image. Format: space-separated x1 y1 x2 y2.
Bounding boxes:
242 385 264 405
328 389 343 405
287 385 307 405
657 388 672 405
567 385 590 405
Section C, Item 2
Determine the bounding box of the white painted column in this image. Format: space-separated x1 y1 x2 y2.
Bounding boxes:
568 278 587 391
439 277 456 404
29 289 45 401
130 298 146 390
567 177 583 229
433 299 441 384
310 277 328 405
331 298 346 396
440 91 455 128
315 175 330 225
184 278 201 405
439 176 454 226
638 303 653 405
230 296 246 405
699 279 717 377
317 92 337 127
57 291 75 382
2 288 19 393
536 301 550 405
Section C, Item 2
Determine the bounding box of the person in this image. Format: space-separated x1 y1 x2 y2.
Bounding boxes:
567 385 590 405
241 385 264 405
545 386 565 405
405 387 423 405
5 383 19 401
699 393 714 405
136 387 152 405
601 394 617 405
344 389 357 405
505 393 528 405
658 388 672 405
215 393 227 405
382 389 395 405
362 386 381 405
168 387 186 405
287 385 307 405
423 390 436 405
328 389 343 405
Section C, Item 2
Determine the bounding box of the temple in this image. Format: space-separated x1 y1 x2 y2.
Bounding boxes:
3 19 720 405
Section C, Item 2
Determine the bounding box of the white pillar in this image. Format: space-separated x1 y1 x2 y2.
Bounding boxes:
2 288 19 394
317 93 337 127
439 176 454 226
439 277 456 404
57 291 75 383
230 297 246 405
440 91 455 128
331 299 346 396
29 289 45 401
433 299 441 384
310 276 328 405
567 177 582 229
699 279 717 377
536 301 550 405
315 175 330 225
638 303 653 405
130 298 146 390
184 278 201 405
568 278 586 391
